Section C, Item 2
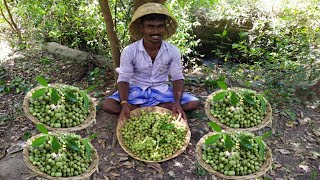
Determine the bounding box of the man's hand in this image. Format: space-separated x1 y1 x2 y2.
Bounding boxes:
118 103 131 122
172 102 187 120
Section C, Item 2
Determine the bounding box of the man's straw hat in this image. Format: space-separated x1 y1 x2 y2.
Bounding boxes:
129 3 178 40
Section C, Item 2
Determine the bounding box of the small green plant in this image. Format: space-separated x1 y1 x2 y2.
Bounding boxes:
310 169 318 180
0 76 33 94
23 132 32 140
39 57 51 65
204 76 226 91
87 67 101 83
194 162 207 176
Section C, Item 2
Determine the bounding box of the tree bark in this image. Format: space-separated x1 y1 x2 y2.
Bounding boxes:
98 0 121 85
2 0 21 40
0 7 16 33
133 0 166 12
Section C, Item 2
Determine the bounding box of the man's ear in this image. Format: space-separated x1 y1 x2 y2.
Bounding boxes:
140 23 144 33
138 19 144 33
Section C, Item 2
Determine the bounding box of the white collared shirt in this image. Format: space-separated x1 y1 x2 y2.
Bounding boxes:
116 39 184 93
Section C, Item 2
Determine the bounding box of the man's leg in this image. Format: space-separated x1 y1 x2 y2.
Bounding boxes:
157 100 200 111
101 98 121 114
101 98 139 114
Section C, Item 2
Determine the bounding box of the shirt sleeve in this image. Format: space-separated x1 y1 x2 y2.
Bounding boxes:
117 47 134 83
169 46 184 81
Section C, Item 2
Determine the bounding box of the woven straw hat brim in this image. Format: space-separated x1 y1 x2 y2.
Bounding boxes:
129 3 178 40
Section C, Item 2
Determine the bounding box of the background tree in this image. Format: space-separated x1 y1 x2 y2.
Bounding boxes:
133 0 166 11
0 0 21 41
98 0 121 87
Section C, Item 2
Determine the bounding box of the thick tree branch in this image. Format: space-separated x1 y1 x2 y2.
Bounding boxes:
2 0 21 39
133 0 166 12
0 6 17 33
98 0 121 85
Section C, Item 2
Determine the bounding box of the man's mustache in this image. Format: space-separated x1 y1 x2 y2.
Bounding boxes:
150 34 161 36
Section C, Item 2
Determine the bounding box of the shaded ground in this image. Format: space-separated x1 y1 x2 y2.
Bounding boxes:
0 42 319 180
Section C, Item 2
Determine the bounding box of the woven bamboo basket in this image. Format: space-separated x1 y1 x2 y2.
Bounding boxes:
23 84 96 132
116 106 191 163
205 87 272 132
23 133 99 180
196 132 272 179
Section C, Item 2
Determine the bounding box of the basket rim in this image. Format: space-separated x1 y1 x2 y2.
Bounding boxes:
204 87 272 132
23 83 96 132
116 106 191 163
195 132 272 179
23 133 99 180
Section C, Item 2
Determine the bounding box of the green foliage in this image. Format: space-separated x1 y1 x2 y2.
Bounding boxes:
166 0 201 65
200 0 320 105
11 0 109 54
0 74 32 94
3 0 202 69
194 162 207 176
23 132 32 140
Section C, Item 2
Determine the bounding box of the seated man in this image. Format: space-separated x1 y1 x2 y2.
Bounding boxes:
102 3 200 120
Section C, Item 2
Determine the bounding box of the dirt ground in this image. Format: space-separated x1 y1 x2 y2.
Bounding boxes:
0 43 319 180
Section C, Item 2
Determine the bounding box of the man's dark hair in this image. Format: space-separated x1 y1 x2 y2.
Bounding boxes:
140 13 167 23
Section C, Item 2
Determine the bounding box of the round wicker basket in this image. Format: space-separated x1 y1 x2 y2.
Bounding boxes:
23 133 99 180
195 132 272 179
205 87 272 131
23 84 96 132
116 106 191 163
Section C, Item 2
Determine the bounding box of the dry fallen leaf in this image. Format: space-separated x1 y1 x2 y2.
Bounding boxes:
98 139 106 148
121 161 134 168
309 151 320 159
173 161 184 168
136 167 146 173
299 163 309 172
276 149 291 154
6 141 26 155
108 172 120 177
312 128 320 137
299 111 304 118
20 126 29 131
298 117 311 125
285 121 295 128
146 162 162 172
168 171 175 177
211 175 217 180
273 162 282 169
117 153 128 157
104 166 116 174
118 157 128 162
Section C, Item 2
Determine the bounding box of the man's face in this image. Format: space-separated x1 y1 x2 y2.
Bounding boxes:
141 19 166 44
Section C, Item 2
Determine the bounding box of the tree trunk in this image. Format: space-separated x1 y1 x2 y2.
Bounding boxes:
1 0 22 41
310 80 320 94
133 0 166 12
98 0 121 88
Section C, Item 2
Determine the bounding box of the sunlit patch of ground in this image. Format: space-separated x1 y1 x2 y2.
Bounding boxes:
0 39 13 63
